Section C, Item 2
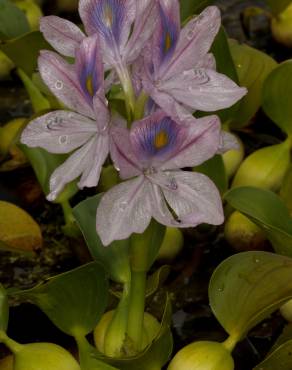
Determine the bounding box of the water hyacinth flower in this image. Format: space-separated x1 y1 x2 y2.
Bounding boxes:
21 35 111 201
41 0 157 75
96 111 225 246
141 3 247 120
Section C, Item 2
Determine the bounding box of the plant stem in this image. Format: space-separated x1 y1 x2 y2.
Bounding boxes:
116 65 136 123
0 330 22 353
222 334 240 353
134 92 149 121
127 270 147 352
61 200 75 226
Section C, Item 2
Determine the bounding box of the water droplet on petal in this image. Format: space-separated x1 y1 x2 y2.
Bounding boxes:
55 80 63 90
114 165 120 172
166 178 178 191
105 99 109 107
59 135 68 145
100 124 107 133
187 30 195 40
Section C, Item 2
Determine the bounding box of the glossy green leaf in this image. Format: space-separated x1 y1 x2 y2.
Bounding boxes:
0 31 50 76
209 251 292 341
20 143 78 202
224 187 292 257
0 284 8 332
262 60 292 135
98 295 173 370
265 0 292 15
193 154 228 195
17 68 50 113
229 40 277 129
73 194 131 284
180 0 214 22
0 0 29 39
12 262 108 337
254 339 292 370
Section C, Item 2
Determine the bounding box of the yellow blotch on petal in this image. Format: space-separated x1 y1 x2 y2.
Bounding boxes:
164 32 172 53
104 5 113 27
86 75 94 96
155 130 168 149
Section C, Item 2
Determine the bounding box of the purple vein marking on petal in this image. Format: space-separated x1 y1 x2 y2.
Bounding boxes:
158 3 179 65
76 37 102 104
131 116 182 161
88 0 127 46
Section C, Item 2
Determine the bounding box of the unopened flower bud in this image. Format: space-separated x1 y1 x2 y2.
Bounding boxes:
14 342 80 370
224 211 267 252
168 341 234 370
231 140 290 191
272 4 292 48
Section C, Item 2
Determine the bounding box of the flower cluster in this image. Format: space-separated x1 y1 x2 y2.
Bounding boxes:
21 0 246 245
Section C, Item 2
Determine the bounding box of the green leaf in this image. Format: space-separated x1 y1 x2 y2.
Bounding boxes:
254 339 292 370
224 187 292 257
77 336 119 370
17 68 50 113
229 40 277 129
98 295 173 370
264 0 292 15
20 143 78 202
180 0 214 22
12 262 108 337
280 164 292 215
146 265 170 298
73 194 131 284
209 251 292 341
0 284 8 332
262 60 292 135
193 154 228 195
0 0 29 39
0 31 50 76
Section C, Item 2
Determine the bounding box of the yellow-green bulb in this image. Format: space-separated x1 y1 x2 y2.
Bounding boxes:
222 135 245 179
272 3 292 48
231 140 290 191
94 310 160 356
224 211 267 252
280 299 292 322
168 341 234 370
14 0 43 30
157 227 184 261
14 342 80 370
